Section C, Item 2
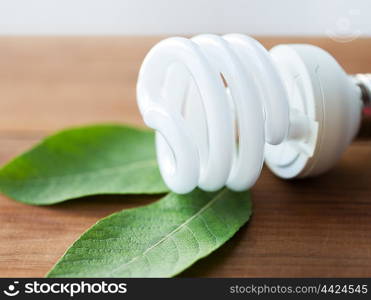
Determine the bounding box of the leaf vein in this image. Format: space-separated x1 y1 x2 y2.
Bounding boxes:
105 189 228 276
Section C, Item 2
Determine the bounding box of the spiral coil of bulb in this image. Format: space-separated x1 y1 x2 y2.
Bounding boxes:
137 34 290 194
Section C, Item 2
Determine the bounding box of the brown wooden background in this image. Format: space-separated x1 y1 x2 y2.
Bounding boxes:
0 37 370 277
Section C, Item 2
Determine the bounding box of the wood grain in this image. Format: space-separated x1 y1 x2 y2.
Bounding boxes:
0 36 370 277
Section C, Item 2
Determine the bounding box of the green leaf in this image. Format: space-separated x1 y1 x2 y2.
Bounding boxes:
47 188 251 278
0 124 168 205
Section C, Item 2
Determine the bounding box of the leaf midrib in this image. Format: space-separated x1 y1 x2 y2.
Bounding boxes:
0 159 158 184
106 189 227 276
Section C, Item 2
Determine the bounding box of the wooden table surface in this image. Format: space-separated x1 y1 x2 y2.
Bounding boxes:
0 36 370 277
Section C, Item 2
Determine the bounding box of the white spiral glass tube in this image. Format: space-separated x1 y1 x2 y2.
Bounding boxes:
137 34 291 194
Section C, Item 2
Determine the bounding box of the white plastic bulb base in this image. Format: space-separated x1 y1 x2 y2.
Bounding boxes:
136 34 363 194
265 44 362 179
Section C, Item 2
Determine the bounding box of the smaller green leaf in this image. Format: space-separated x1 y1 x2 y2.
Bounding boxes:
47 188 251 278
0 124 168 205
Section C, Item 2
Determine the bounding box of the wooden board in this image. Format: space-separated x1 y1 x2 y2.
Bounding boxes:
0 36 370 277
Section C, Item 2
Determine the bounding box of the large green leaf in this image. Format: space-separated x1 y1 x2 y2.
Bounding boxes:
0 124 168 205
47 188 251 277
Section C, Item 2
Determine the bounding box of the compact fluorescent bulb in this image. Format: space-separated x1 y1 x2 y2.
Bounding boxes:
136 34 370 194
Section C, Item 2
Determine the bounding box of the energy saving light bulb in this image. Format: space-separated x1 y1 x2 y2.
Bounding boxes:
136 34 370 194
